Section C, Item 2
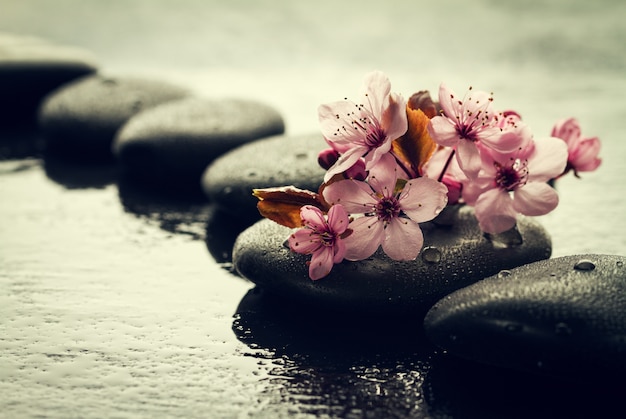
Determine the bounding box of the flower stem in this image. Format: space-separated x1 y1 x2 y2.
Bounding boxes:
438 149 456 182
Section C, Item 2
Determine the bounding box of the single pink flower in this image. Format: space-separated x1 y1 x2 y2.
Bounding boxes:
551 117 601 177
318 71 408 182
288 204 349 280
463 137 568 234
427 83 525 179
322 154 448 261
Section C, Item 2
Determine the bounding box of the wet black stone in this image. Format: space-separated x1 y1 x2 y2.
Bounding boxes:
232 206 552 317
201 133 326 219
424 254 626 379
0 33 98 125
38 74 190 160
113 98 284 189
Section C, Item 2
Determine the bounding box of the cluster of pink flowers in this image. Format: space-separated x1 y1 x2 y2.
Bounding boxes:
256 71 601 280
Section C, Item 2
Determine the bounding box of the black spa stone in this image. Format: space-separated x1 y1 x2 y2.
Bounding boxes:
0 32 98 125
38 74 190 159
113 98 284 188
232 206 552 317
202 133 326 219
424 254 626 378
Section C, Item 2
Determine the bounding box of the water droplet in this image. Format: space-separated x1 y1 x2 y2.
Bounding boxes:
617 261 624 268
574 259 595 271
449 334 457 341
497 269 512 278
222 186 233 195
485 224 523 248
421 246 442 263
554 322 572 336
504 323 523 333
101 77 117 86
245 169 257 178
295 152 308 159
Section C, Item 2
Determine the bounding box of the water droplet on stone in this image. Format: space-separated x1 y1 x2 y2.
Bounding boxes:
554 322 572 336
421 246 442 264
485 224 523 248
574 259 595 271
504 323 523 333
497 269 511 278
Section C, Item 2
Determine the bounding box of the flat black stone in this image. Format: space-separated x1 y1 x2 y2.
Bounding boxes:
0 33 98 125
232 206 552 317
424 254 626 378
38 74 190 159
201 133 326 219
113 98 285 188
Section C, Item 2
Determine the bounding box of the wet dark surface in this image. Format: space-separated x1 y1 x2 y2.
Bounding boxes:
2 1 626 417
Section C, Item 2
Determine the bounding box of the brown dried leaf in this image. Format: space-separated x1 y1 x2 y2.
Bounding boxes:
392 105 437 177
253 186 325 228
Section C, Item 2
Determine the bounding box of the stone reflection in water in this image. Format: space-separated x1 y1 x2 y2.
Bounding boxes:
233 287 437 418
424 353 625 419
43 150 119 189
117 173 211 240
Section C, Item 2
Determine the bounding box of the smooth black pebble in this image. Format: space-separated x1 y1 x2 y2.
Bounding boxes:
113 97 284 188
38 74 189 159
202 133 326 219
424 254 626 378
0 33 98 125
232 206 552 317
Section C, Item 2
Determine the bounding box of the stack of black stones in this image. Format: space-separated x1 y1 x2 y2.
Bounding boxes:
3 32 624 394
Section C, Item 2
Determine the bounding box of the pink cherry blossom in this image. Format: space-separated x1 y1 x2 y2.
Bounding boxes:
288 204 350 280
322 154 448 261
318 71 408 182
551 117 601 177
463 137 568 234
427 84 526 179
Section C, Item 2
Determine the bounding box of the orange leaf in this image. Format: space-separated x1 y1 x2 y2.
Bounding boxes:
392 104 437 177
253 186 325 228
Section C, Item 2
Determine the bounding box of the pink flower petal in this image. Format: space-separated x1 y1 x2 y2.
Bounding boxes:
428 116 459 147
527 137 568 182
512 182 559 216
571 137 601 172
366 153 398 196
322 178 377 213
327 204 349 235
437 83 455 118
456 139 482 179
289 228 321 254
481 124 528 153
300 205 326 229
333 238 347 264
381 91 408 140
474 188 517 234
382 217 424 260
318 101 363 145
344 216 384 260
309 247 335 280
324 146 367 182
551 117 581 146
362 71 392 113
399 177 449 223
